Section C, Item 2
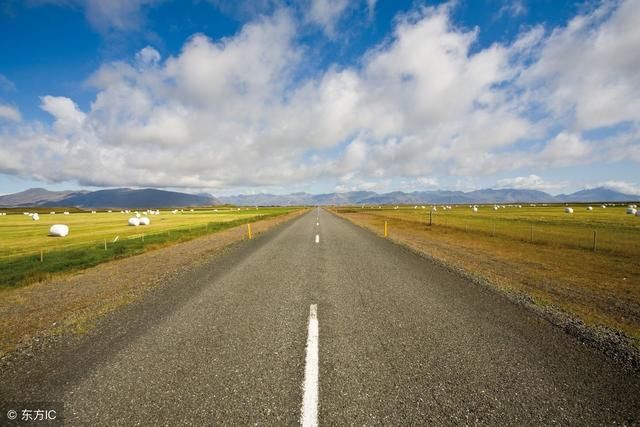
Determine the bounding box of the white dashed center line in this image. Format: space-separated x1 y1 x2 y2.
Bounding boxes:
301 304 319 427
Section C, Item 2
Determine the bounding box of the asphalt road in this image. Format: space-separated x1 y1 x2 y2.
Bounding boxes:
1 208 639 425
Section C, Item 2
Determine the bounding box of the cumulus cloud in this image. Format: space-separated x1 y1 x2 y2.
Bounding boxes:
40 96 86 133
0 104 21 122
0 1 639 191
522 0 640 131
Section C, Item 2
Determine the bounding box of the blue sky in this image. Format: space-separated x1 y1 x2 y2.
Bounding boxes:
0 0 639 196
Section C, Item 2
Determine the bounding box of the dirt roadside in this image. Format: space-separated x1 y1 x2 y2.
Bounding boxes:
0 209 308 358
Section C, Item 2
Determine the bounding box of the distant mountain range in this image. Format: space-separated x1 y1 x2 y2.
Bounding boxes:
218 187 639 206
0 188 219 208
0 186 637 208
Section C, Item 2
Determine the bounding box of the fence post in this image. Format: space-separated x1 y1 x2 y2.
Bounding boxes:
40 249 43 262
384 221 388 237
247 223 252 240
429 210 432 226
104 239 107 251
530 225 533 243
593 230 597 251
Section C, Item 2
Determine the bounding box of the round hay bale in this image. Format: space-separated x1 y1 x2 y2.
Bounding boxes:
627 207 637 215
586 206 593 211
32 213 40 221
472 207 478 213
564 207 574 214
128 217 140 226
139 217 150 226
49 224 69 237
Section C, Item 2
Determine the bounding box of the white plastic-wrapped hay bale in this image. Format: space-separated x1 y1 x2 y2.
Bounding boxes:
493 206 499 211
564 207 574 214
63 211 69 215
587 206 593 211
627 207 637 215
128 217 140 226
139 216 150 226
49 224 69 237
601 205 606 209
91 210 96 214
32 213 40 221
135 212 141 218
472 207 478 213
50 211 56 215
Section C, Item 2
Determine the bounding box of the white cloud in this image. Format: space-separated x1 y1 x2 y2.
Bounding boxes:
495 174 565 191
366 0 377 20
40 96 86 133
30 0 161 33
0 104 21 122
306 0 349 36
537 132 592 166
597 181 640 196
0 1 639 191
135 46 161 66
0 74 16 92
522 0 640 131
498 0 526 18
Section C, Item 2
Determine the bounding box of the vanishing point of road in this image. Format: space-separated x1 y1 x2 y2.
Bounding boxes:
1 208 639 425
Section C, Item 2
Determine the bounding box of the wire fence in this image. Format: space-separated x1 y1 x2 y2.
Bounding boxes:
347 209 640 258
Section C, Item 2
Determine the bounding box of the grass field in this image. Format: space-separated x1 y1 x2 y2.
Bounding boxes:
343 203 640 256
333 203 640 342
0 207 298 288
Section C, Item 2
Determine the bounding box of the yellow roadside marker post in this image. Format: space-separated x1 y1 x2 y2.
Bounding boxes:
248 223 253 240
384 220 388 237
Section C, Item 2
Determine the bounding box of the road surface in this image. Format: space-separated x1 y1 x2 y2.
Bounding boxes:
1 208 639 425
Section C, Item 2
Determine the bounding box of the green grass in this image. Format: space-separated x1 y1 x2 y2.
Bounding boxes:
342 203 640 257
0 207 298 288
